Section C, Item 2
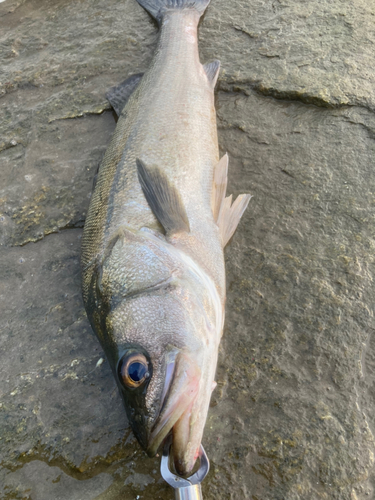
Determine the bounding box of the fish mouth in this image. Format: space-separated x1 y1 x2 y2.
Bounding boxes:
146 350 201 474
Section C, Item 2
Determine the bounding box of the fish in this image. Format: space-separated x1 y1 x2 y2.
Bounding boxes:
81 0 251 476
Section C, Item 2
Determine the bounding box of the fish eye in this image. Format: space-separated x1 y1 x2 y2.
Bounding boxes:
118 352 150 388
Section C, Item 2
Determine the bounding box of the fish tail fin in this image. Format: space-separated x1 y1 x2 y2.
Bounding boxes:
135 0 211 24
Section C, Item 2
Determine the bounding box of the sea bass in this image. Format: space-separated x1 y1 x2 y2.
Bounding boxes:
81 0 250 475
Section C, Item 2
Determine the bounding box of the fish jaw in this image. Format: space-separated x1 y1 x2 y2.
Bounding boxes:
115 341 214 475
146 350 201 457
172 402 202 476
171 350 218 475
145 348 217 476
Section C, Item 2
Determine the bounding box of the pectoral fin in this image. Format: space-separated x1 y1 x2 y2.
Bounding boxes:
212 154 251 246
137 159 190 235
106 73 143 116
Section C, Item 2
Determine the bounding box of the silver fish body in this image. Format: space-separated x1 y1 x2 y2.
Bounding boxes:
81 0 250 475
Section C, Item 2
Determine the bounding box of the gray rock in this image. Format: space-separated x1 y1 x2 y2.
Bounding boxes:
1 0 374 499
2 460 113 500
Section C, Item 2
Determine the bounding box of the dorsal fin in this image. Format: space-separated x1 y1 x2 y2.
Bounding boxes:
137 159 190 235
105 73 143 117
212 154 251 246
203 60 220 88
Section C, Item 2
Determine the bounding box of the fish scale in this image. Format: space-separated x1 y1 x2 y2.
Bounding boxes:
81 0 250 476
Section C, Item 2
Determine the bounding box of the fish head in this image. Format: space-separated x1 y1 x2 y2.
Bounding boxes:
94 229 223 475
111 280 221 475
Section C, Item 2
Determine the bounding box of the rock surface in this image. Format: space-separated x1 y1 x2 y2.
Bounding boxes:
1 0 375 499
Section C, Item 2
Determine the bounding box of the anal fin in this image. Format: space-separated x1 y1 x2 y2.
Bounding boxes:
137 159 190 235
212 154 251 246
203 60 220 88
211 153 228 221
106 73 143 117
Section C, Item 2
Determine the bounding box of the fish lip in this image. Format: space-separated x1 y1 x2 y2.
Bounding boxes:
158 349 178 415
146 351 201 457
171 399 198 475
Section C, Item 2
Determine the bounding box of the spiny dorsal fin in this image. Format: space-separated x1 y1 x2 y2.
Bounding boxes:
106 73 143 117
137 159 190 235
212 154 251 246
203 59 220 88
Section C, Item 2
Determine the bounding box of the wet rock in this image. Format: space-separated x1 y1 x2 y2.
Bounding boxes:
203 0 375 111
2 461 113 500
0 230 169 499
1 0 374 499
206 92 375 500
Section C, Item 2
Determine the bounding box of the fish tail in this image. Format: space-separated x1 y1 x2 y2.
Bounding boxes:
135 0 211 24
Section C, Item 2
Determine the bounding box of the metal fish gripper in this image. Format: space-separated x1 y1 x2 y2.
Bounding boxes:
160 436 210 500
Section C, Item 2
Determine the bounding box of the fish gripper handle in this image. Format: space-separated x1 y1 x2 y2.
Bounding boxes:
160 435 209 500
174 483 202 500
